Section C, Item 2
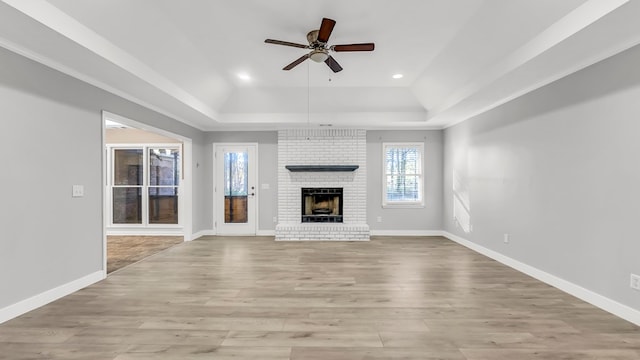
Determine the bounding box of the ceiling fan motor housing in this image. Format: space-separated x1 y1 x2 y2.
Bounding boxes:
307 30 320 45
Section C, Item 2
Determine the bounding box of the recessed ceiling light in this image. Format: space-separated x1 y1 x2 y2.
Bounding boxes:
392 73 403 79
237 73 251 81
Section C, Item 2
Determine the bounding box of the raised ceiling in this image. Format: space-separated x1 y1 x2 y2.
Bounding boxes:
1 0 639 130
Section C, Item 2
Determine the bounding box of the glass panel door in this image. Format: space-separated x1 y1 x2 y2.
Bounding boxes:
224 151 248 223
215 144 256 235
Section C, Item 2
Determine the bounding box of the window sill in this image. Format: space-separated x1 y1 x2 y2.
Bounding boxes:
382 203 425 209
108 224 183 228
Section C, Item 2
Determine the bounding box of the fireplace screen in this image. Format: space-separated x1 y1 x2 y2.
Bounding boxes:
301 188 343 223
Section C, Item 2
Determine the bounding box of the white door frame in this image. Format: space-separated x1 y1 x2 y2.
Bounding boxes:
102 111 193 274
213 143 258 235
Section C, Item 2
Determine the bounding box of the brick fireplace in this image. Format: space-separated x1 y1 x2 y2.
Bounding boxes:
275 129 370 241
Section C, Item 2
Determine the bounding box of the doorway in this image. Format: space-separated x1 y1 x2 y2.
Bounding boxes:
102 111 193 274
214 144 257 235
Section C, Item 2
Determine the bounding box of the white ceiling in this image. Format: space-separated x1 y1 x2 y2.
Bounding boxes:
1 0 639 130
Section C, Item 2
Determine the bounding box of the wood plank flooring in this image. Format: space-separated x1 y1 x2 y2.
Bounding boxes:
1 236 639 359
107 235 183 273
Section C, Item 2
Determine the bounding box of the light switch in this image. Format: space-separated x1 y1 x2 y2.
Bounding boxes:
72 185 84 197
261 183 270 190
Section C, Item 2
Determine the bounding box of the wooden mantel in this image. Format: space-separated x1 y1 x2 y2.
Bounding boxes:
285 165 359 172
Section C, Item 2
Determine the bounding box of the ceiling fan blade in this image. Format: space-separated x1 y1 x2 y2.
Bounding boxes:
265 39 309 49
317 18 336 43
283 54 310 70
324 56 343 73
332 43 375 52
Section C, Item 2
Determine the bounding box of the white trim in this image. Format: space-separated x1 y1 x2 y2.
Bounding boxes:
256 230 276 236
212 146 217 234
213 143 259 236
381 204 426 209
2 7 638 135
103 112 192 142
1 1 220 123
0 271 104 324
106 143 182 228
430 0 631 125
108 224 183 229
0 36 205 131
370 230 444 237
441 231 640 327
102 111 193 246
101 110 107 276
191 229 216 240
181 141 193 242
441 35 640 130
254 145 260 236
382 142 425 207
106 229 184 237
107 143 184 148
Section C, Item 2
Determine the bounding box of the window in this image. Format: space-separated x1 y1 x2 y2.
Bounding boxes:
109 145 181 226
112 149 143 224
383 143 424 207
148 148 180 224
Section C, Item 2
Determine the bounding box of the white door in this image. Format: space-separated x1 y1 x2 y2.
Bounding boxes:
215 144 257 235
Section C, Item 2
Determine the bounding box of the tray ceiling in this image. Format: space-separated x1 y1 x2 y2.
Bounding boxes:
1 0 639 130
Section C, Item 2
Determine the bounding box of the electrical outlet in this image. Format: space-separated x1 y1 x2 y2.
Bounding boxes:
503 233 510 244
377 216 382 223
631 274 640 291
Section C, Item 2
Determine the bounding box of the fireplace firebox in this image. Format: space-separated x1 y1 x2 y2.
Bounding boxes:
301 188 343 223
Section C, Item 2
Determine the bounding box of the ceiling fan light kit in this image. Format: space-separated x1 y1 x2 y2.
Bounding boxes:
309 49 329 63
265 17 375 73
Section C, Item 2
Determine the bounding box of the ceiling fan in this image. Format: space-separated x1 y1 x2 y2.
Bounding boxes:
265 17 375 73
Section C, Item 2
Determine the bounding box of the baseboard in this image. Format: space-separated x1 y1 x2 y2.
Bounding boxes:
370 230 445 237
442 231 640 327
191 230 216 240
0 270 104 324
256 230 276 236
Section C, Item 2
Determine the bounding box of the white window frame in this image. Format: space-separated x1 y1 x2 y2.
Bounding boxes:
382 142 425 208
107 143 183 228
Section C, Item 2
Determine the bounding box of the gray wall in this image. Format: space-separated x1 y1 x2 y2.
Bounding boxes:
204 130 445 234
205 131 278 232
0 46 205 310
367 130 443 232
443 44 640 311
191 141 210 235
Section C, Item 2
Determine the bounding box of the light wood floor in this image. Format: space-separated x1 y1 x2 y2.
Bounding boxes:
1 236 639 359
